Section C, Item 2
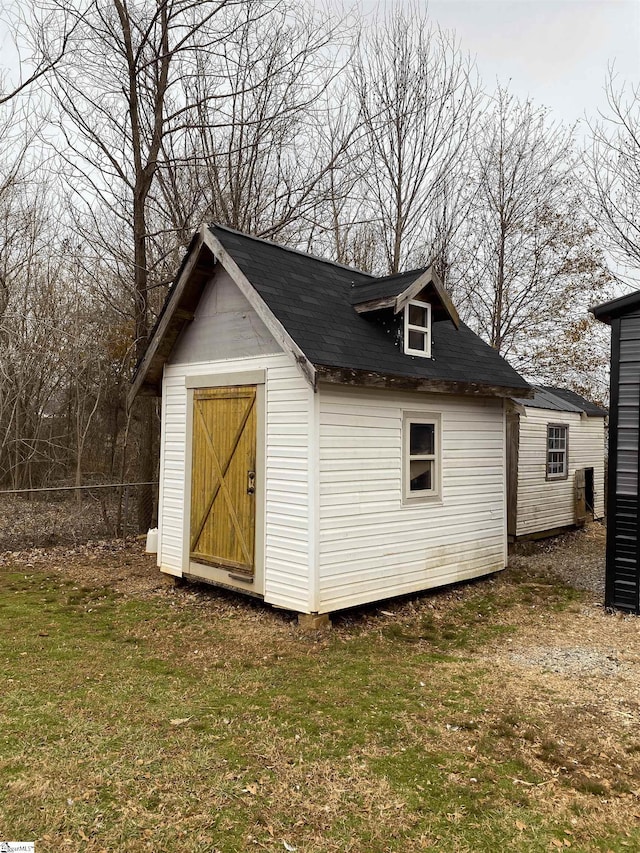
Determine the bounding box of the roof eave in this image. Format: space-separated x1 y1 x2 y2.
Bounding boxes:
591 290 640 324
315 364 533 399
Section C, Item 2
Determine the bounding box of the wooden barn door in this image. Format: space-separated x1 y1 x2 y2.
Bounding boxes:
190 386 257 576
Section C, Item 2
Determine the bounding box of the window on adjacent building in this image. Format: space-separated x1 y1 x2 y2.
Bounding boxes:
546 424 568 479
404 299 431 357
403 413 440 500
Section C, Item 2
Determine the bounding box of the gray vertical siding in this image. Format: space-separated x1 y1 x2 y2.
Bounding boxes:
609 312 640 611
617 313 640 496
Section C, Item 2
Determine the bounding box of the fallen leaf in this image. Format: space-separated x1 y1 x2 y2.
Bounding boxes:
283 842 297 852
515 820 526 831
169 717 191 726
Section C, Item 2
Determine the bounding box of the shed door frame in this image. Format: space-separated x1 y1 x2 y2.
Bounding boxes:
183 370 266 596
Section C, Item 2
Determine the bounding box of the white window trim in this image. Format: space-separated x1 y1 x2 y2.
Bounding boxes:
402 412 442 503
546 423 569 480
404 299 432 358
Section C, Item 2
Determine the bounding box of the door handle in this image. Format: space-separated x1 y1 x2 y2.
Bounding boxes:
247 470 256 494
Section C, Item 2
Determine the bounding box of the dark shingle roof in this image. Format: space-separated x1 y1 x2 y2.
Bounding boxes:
349 269 427 305
539 386 607 417
591 290 640 324
210 225 529 393
513 386 607 416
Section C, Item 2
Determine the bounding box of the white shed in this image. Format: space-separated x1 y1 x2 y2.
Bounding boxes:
130 224 532 620
507 387 607 540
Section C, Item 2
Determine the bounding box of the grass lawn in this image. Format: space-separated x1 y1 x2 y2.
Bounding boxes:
1 532 640 851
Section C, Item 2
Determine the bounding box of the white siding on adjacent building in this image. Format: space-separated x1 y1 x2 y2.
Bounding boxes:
515 407 605 537
158 265 314 613
317 384 506 613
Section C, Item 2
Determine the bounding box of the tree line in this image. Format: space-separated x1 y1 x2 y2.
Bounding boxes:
0 0 635 511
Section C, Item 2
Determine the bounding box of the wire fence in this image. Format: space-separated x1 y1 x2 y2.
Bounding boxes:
0 482 158 551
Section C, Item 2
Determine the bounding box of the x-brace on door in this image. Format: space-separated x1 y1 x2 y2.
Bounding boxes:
190 385 257 575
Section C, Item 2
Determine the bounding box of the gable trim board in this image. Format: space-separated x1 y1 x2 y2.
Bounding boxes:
129 225 316 405
134 224 536 616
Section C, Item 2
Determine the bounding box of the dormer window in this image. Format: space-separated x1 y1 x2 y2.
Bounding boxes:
404 299 431 358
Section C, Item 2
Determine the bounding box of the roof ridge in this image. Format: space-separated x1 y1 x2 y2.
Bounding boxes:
209 222 376 279
350 267 429 289
536 386 583 412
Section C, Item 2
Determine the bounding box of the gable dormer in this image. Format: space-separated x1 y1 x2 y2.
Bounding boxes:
350 267 460 359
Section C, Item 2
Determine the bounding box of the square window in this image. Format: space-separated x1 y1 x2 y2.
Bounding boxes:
404 414 440 500
408 329 427 352
408 303 428 327
410 459 433 491
410 422 434 455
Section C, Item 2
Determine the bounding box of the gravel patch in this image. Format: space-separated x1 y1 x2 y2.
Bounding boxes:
549 553 605 595
509 645 621 677
510 523 606 596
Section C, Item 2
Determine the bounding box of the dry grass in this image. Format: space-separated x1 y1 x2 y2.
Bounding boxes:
2 525 640 851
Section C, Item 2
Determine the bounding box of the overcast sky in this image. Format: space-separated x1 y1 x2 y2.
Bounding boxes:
410 0 640 127
2 0 637 129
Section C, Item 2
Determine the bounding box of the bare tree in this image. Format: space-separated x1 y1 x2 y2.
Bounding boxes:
45 0 272 526
351 5 481 274
153 1 355 255
453 87 613 389
587 70 640 283
42 0 353 527
0 0 78 105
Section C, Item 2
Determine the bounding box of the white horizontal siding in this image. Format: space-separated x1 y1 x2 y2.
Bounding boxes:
156 264 314 611
264 364 314 611
317 384 506 613
159 354 313 611
515 407 606 537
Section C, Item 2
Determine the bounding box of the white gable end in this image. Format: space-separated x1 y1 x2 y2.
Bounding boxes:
169 266 281 366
